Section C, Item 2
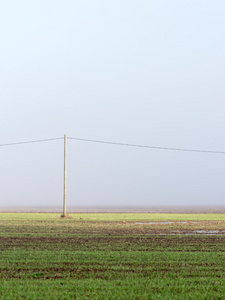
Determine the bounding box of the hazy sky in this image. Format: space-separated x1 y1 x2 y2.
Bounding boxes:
1 0 225 207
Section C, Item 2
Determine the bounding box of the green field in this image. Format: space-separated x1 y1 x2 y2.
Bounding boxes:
0 213 225 299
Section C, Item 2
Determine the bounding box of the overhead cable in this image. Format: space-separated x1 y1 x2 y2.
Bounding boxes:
68 137 225 154
1 135 225 154
0 137 63 147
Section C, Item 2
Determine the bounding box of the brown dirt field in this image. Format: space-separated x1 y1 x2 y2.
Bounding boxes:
1 235 225 252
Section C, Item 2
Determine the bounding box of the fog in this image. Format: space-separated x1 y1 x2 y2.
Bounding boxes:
1 0 225 207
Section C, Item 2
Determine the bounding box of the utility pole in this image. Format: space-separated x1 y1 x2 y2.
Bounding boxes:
63 134 67 217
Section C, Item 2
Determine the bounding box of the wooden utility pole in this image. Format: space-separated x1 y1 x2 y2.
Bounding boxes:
63 134 67 217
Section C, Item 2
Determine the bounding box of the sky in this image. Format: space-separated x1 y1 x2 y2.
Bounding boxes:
1 0 225 207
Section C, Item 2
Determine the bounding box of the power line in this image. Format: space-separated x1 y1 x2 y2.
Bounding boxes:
0 137 63 147
1 135 225 154
68 136 225 154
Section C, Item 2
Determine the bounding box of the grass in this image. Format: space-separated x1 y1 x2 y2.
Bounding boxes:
0 213 225 299
1 212 225 221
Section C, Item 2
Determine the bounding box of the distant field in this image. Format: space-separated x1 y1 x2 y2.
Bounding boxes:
1 212 225 220
0 213 225 299
1 206 225 213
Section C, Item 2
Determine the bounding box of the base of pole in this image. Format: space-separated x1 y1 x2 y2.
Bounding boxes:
60 214 72 219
